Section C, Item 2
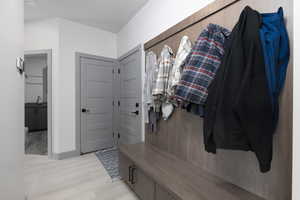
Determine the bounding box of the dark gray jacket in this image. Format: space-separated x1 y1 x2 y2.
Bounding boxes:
204 6 275 173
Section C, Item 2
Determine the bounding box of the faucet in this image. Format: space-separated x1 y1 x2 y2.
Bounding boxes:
36 96 41 104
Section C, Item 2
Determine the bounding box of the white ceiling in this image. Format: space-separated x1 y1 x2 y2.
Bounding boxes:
24 0 148 33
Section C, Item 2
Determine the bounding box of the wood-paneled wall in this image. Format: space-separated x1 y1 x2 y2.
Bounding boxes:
144 0 293 199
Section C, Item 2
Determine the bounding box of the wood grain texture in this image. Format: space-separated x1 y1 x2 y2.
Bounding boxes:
144 0 293 199
25 154 138 200
120 143 266 200
156 184 178 200
133 168 155 200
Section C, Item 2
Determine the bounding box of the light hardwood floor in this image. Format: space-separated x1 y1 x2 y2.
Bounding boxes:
25 153 138 200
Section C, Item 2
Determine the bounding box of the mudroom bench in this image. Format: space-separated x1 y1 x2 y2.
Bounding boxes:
119 143 265 200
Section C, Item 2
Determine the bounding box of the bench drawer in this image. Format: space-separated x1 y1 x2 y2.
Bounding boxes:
133 168 155 200
119 152 134 187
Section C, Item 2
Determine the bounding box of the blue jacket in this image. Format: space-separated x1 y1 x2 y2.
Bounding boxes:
260 7 290 126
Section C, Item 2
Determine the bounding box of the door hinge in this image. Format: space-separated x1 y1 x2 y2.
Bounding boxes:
118 68 120 74
112 69 114 74
118 133 120 139
118 100 120 107
112 100 114 106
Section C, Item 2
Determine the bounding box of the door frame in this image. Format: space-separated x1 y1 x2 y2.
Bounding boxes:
75 52 118 153
118 44 143 143
24 49 53 158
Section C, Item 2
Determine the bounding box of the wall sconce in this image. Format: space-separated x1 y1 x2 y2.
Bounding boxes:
16 57 24 74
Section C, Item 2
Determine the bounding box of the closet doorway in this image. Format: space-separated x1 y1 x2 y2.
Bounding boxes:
24 50 52 157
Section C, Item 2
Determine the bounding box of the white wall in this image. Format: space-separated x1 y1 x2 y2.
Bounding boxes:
293 0 299 199
57 19 117 153
0 0 24 199
117 0 214 56
25 18 117 153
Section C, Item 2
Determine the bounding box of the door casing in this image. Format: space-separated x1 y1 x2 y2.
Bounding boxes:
24 49 53 158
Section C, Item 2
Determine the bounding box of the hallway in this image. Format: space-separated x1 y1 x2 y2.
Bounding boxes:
25 154 138 200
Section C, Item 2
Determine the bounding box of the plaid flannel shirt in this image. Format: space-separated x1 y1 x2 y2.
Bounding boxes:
152 45 174 96
144 51 158 105
167 36 192 97
175 23 230 105
143 51 158 123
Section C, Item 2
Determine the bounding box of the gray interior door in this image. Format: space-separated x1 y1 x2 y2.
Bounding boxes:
118 47 142 144
80 56 115 153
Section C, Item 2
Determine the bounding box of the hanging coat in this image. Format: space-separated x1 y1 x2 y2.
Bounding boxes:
204 6 274 173
175 24 230 106
152 45 175 119
143 51 158 123
260 7 290 128
167 36 192 97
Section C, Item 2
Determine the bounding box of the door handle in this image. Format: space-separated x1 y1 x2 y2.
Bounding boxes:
131 110 139 115
82 108 90 113
131 166 136 184
128 166 132 183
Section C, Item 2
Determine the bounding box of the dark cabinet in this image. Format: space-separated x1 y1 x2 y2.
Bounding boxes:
25 103 47 132
25 105 41 131
41 105 47 130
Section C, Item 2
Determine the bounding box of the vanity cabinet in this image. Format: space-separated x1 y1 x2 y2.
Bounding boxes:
25 103 47 132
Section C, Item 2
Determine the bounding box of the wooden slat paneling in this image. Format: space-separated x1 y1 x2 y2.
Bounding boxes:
144 0 293 199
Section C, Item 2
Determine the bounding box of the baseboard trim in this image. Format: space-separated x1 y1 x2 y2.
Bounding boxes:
52 150 80 160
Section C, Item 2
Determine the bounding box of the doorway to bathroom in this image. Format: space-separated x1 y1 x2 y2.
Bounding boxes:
24 50 52 157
